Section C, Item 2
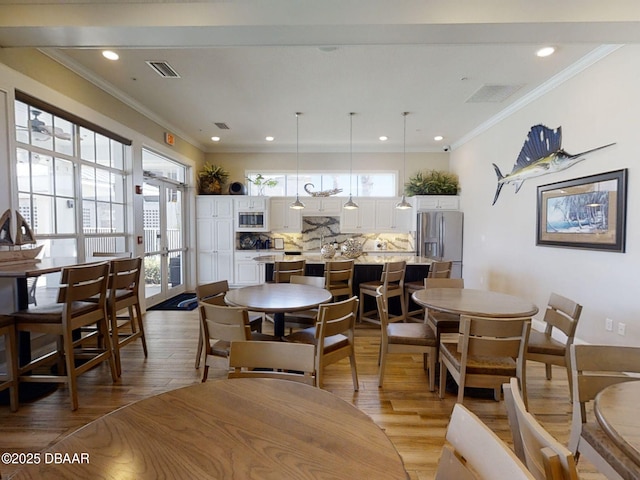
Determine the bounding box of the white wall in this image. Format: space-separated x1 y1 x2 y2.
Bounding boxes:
451 45 640 345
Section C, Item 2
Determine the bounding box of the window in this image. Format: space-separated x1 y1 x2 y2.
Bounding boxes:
14 98 130 260
245 171 397 197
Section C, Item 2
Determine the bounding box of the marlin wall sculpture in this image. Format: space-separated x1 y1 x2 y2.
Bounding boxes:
492 124 615 205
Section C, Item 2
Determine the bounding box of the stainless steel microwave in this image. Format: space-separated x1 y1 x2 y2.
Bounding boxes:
236 210 268 231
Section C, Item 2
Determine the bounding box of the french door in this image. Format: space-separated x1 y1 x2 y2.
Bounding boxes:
143 177 187 306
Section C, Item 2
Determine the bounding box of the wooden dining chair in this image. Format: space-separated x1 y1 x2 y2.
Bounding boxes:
194 280 264 368
285 296 359 391
504 378 579 480
0 314 18 411
283 275 326 332
424 277 465 357
12 262 118 410
435 403 536 480
359 260 406 325
324 259 355 301
272 259 306 283
405 260 452 320
376 287 437 391
439 314 531 405
228 340 316 385
527 293 582 401
568 344 640 480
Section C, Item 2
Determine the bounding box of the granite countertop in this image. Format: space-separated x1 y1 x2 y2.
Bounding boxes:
253 253 433 265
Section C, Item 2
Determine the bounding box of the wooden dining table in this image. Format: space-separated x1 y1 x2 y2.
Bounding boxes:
594 380 640 469
412 287 539 318
10 378 409 480
225 283 333 337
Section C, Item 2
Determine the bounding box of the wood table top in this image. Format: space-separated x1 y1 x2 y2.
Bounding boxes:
0 256 121 278
594 380 640 467
412 288 539 318
10 378 408 480
225 283 333 313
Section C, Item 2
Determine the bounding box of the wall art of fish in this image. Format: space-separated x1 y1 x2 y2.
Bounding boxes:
492 124 615 205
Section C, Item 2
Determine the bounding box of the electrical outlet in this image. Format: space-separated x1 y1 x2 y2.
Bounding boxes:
617 322 626 336
605 318 614 332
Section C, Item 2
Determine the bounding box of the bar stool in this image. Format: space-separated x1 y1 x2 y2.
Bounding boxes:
405 260 452 321
12 262 118 411
359 260 406 324
0 315 18 411
324 259 354 301
273 259 306 283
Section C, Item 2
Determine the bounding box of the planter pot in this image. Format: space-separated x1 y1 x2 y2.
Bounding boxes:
199 178 222 195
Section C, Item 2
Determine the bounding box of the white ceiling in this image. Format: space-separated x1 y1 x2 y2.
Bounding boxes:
2 1 640 153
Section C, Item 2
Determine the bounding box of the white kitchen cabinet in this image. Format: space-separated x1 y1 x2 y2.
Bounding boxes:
340 198 376 233
234 251 283 285
234 196 266 211
269 197 302 232
414 195 460 211
196 196 235 284
374 198 414 232
302 197 343 215
234 196 269 232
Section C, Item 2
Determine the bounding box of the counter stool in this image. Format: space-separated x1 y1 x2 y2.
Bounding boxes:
324 259 354 301
0 314 18 411
272 260 306 283
359 260 406 324
404 260 452 321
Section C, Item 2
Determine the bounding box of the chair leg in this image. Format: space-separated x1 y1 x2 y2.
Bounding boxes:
439 358 447 399
545 363 552 380
3 326 19 412
350 351 359 391
111 306 123 377
62 328 79 411
134 304 148 357
426 349 436 392
378 343 387 387
195 329 203 368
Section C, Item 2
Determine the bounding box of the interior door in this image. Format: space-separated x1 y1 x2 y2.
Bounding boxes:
143 178 187 306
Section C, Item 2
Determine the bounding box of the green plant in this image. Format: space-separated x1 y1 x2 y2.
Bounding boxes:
246 174 278 194
405 170 459 196
197 163 229 194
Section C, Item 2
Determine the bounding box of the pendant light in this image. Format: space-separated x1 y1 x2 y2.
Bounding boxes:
290 112 305 210
343 112 359 210
396 111 412 210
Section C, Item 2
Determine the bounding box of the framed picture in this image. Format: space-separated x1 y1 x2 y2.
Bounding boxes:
536 169 627 252
273 237 284 250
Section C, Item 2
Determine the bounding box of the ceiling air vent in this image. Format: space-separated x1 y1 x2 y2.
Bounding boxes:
466 84 522 103
214 122 230 130
145 61 181 79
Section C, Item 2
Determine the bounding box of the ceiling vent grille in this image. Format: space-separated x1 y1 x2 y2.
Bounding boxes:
466 84 522 103
214 122 230 130
145 61 181 79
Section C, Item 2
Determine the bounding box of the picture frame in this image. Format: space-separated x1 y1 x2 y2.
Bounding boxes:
273 237 284 250
536 169 627 252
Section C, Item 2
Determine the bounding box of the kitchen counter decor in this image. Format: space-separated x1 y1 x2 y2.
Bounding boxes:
341 238 363 259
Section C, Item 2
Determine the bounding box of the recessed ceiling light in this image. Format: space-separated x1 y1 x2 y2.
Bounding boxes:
536 46 555 58
434 135 444 141
102 50 119 61
265 136 274 142
379 136 388 141
211 136 220 142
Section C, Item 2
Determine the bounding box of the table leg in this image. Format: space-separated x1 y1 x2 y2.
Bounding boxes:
273 312 285 338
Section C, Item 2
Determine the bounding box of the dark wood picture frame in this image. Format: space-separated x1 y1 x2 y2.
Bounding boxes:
536 169 627 252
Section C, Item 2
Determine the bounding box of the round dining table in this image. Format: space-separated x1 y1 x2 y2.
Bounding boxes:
10 378 409 480
412 288 539 318
594 380 640 468
225 283 333 337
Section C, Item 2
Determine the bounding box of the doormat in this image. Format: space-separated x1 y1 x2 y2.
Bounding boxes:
149 293 198 311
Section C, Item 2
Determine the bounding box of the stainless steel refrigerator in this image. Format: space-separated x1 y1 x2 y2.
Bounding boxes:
416 210 463 278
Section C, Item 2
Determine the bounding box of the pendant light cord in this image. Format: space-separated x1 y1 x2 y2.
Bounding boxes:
349 112 354 196
296 112 300 196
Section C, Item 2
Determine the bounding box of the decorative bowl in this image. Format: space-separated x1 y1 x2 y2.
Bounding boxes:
320 243 336 259
341 238 363 259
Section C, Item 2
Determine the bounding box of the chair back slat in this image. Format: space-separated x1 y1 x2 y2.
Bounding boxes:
381 261 406 285
424 277 464 289
110 257 141 291
290 275 325 288
60 262 110 303
428 261 453 278
316 296 358 339
542 293 582 337
273 260 306 283
200 303 251 342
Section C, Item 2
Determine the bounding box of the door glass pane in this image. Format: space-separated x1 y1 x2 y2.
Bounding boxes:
169 251 183 288
166 186 182 250
143 182 161 253
144 254 162 299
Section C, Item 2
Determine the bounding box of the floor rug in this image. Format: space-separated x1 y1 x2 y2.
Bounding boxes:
148 293 198 311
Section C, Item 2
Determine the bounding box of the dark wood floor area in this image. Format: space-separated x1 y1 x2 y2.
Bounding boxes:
1 309 605 479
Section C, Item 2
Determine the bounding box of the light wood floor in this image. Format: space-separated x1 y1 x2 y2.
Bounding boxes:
0 309 605 479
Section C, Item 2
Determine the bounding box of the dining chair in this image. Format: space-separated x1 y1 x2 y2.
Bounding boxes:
504 378 579 480
283 275 326 332
194 280 264 368
324 259 355 301
0 315 18 411
12 262 118 411
439 314 531 405
568 344 640 480
376 287 437 391
435 403 535 480
424 277 465 357
359 260 406 325
228 340 316 385
272 259 306 283
405 260 452 320
526 293 582 401
285 296 359 391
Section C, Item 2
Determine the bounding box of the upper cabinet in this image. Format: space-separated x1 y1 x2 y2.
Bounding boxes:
234 196 269 232
375 198 414 232
269 197 302 232
414 195 460 211
196 195 233 219
340 198 377 233
341 197 414 233
301 197 343 216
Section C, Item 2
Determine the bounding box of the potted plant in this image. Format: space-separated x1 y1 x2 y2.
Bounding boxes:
198 163 229 195
405 169 459 196
246 174 278 196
